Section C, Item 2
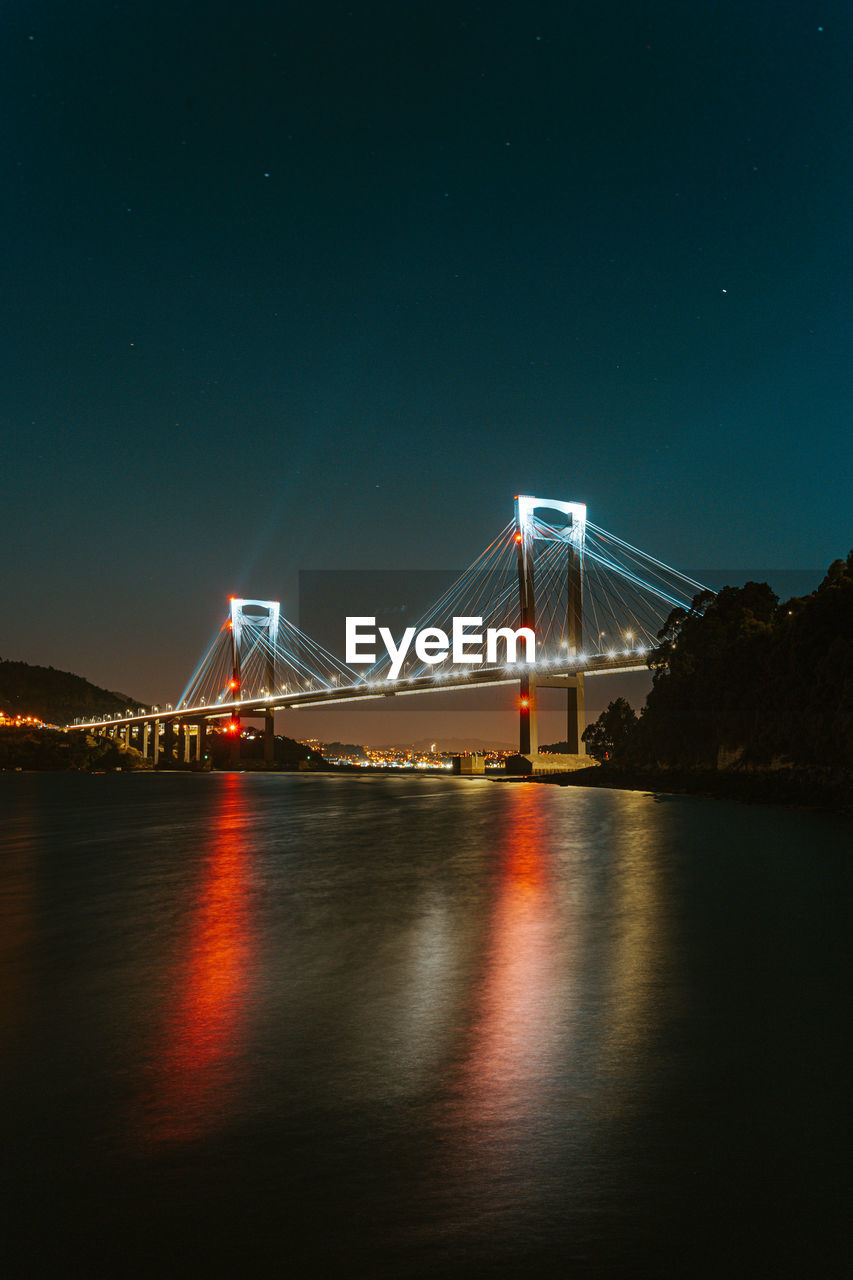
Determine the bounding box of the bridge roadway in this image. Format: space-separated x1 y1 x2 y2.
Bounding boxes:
70 651 650 731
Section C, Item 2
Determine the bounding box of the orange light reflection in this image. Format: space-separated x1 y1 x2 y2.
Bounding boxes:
143 774 253 1145
456 786 561 1129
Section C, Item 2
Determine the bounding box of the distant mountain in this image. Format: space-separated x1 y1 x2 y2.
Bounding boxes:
0 659 139 725
379 736 517 753
320 741 368 760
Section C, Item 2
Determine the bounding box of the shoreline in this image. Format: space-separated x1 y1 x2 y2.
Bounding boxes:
531 762 853 812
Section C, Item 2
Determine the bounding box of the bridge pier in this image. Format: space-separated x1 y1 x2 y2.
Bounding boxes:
567 675 585 754
515 498 536 757
264 709 275 765
519 673 539 756
535 673 586 754
515 494 587 758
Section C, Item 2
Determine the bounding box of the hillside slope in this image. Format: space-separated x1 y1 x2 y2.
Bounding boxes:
0 659 138 725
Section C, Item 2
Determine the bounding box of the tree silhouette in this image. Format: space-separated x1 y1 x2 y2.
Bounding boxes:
582 697 638 761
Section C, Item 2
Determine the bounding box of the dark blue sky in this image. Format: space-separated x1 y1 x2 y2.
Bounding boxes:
3 1 851 723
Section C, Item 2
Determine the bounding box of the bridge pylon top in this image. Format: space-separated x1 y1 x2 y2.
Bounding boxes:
514 495 586 549
229 598 280 647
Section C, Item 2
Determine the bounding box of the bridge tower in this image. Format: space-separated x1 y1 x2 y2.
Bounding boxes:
514 496 586 757
229 598 280 765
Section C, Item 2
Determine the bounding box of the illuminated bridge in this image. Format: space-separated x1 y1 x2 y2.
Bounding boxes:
70 495 710 764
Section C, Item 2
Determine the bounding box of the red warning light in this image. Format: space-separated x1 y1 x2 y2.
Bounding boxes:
520 696 529 709
515 532 523 543
229 678 239 689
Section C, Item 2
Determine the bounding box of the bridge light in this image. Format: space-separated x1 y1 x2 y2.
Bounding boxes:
520 696 529 709
515 532 522 543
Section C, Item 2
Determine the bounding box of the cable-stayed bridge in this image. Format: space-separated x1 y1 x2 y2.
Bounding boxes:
71 495 710 764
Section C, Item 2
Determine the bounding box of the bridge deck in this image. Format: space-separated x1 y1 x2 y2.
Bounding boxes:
69 653 650 731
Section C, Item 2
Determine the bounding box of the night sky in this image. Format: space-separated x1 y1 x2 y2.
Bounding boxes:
3 2 851 740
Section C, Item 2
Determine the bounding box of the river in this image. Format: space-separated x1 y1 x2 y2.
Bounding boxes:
1 772 849 1276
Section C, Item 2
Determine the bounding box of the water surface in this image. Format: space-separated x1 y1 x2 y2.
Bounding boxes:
1 773 849 1276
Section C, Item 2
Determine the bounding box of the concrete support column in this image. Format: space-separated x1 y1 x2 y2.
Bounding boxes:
566 674 586 755
567 531 585 756
123 724 131 749
265 642 275 766
534 672 586 755
163 718 175 765
519 673 539 757
143 722 150 758
515 498 536 758
152 720 160 765
183 724 192 763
